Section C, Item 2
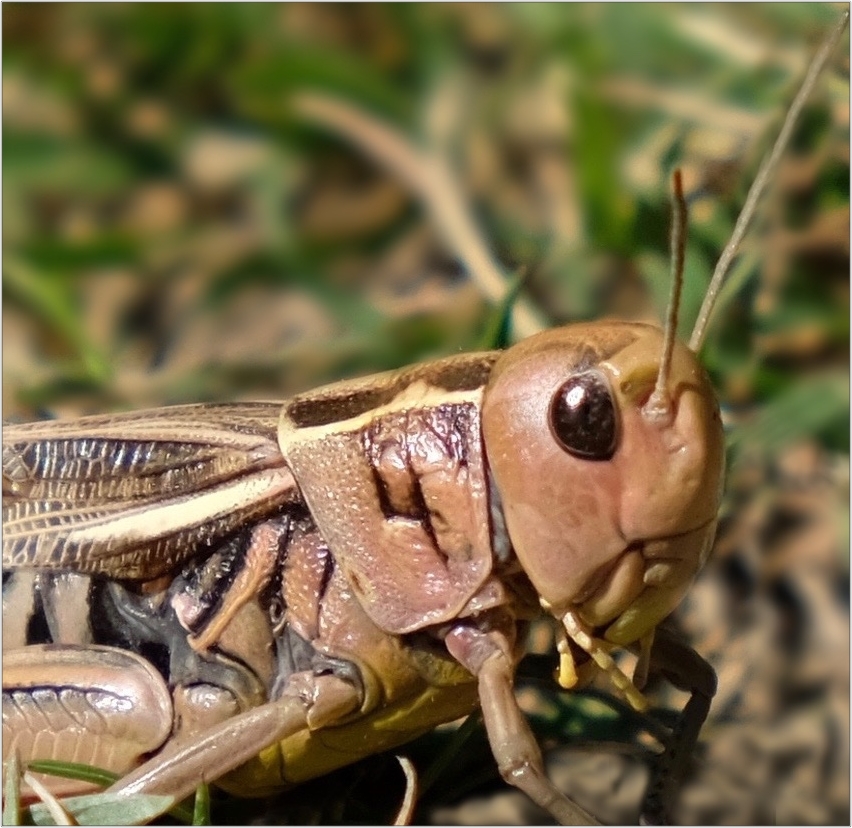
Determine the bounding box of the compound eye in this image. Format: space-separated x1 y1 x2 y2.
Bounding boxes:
549 372 617 460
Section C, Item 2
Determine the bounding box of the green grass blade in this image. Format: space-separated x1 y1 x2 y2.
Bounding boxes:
25 760 119 789
192 782 211 826
417 710 484 798
4 756 23 826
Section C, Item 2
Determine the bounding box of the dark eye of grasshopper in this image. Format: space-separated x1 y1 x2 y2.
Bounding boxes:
549 372 617 460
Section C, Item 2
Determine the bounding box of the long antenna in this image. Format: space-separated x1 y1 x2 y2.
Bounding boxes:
644 169 687 425
689 9 849 352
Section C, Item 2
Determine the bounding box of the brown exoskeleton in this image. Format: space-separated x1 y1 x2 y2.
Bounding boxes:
3 12 847 825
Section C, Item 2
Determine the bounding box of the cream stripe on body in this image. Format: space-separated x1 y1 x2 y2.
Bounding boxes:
57 467 294 553
280 380 486 446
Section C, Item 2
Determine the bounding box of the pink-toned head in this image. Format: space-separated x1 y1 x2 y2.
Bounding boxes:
482 320 724 647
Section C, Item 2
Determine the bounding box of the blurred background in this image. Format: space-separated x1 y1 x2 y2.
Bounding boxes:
3 3 849 824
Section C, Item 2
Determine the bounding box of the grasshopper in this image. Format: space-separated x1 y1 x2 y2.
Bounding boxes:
3 11 847 825
3 304 723 825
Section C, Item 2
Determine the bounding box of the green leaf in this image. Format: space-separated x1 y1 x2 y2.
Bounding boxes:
3 135 133 195
22 236 139 271
230 45 413 130
727 372 850 460
3 257 111 384
573 90 636 254
28 792 175 826
24 761 195 824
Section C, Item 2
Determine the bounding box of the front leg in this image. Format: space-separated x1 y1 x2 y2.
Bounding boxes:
445 623 600 826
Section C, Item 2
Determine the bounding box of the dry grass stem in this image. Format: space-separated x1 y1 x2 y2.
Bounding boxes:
689 8 850 351
292 92 546 340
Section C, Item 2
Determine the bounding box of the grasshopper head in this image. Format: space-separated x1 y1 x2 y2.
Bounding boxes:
482 321 725 648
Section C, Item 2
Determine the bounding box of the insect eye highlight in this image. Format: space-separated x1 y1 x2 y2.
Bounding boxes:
549 372 617 460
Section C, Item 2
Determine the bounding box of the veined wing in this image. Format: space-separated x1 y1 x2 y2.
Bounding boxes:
3 402 300 579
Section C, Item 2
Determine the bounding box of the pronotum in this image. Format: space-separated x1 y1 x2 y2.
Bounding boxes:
2 9 848 826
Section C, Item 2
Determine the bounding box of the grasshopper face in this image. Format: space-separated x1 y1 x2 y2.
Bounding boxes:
482 320 725 647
